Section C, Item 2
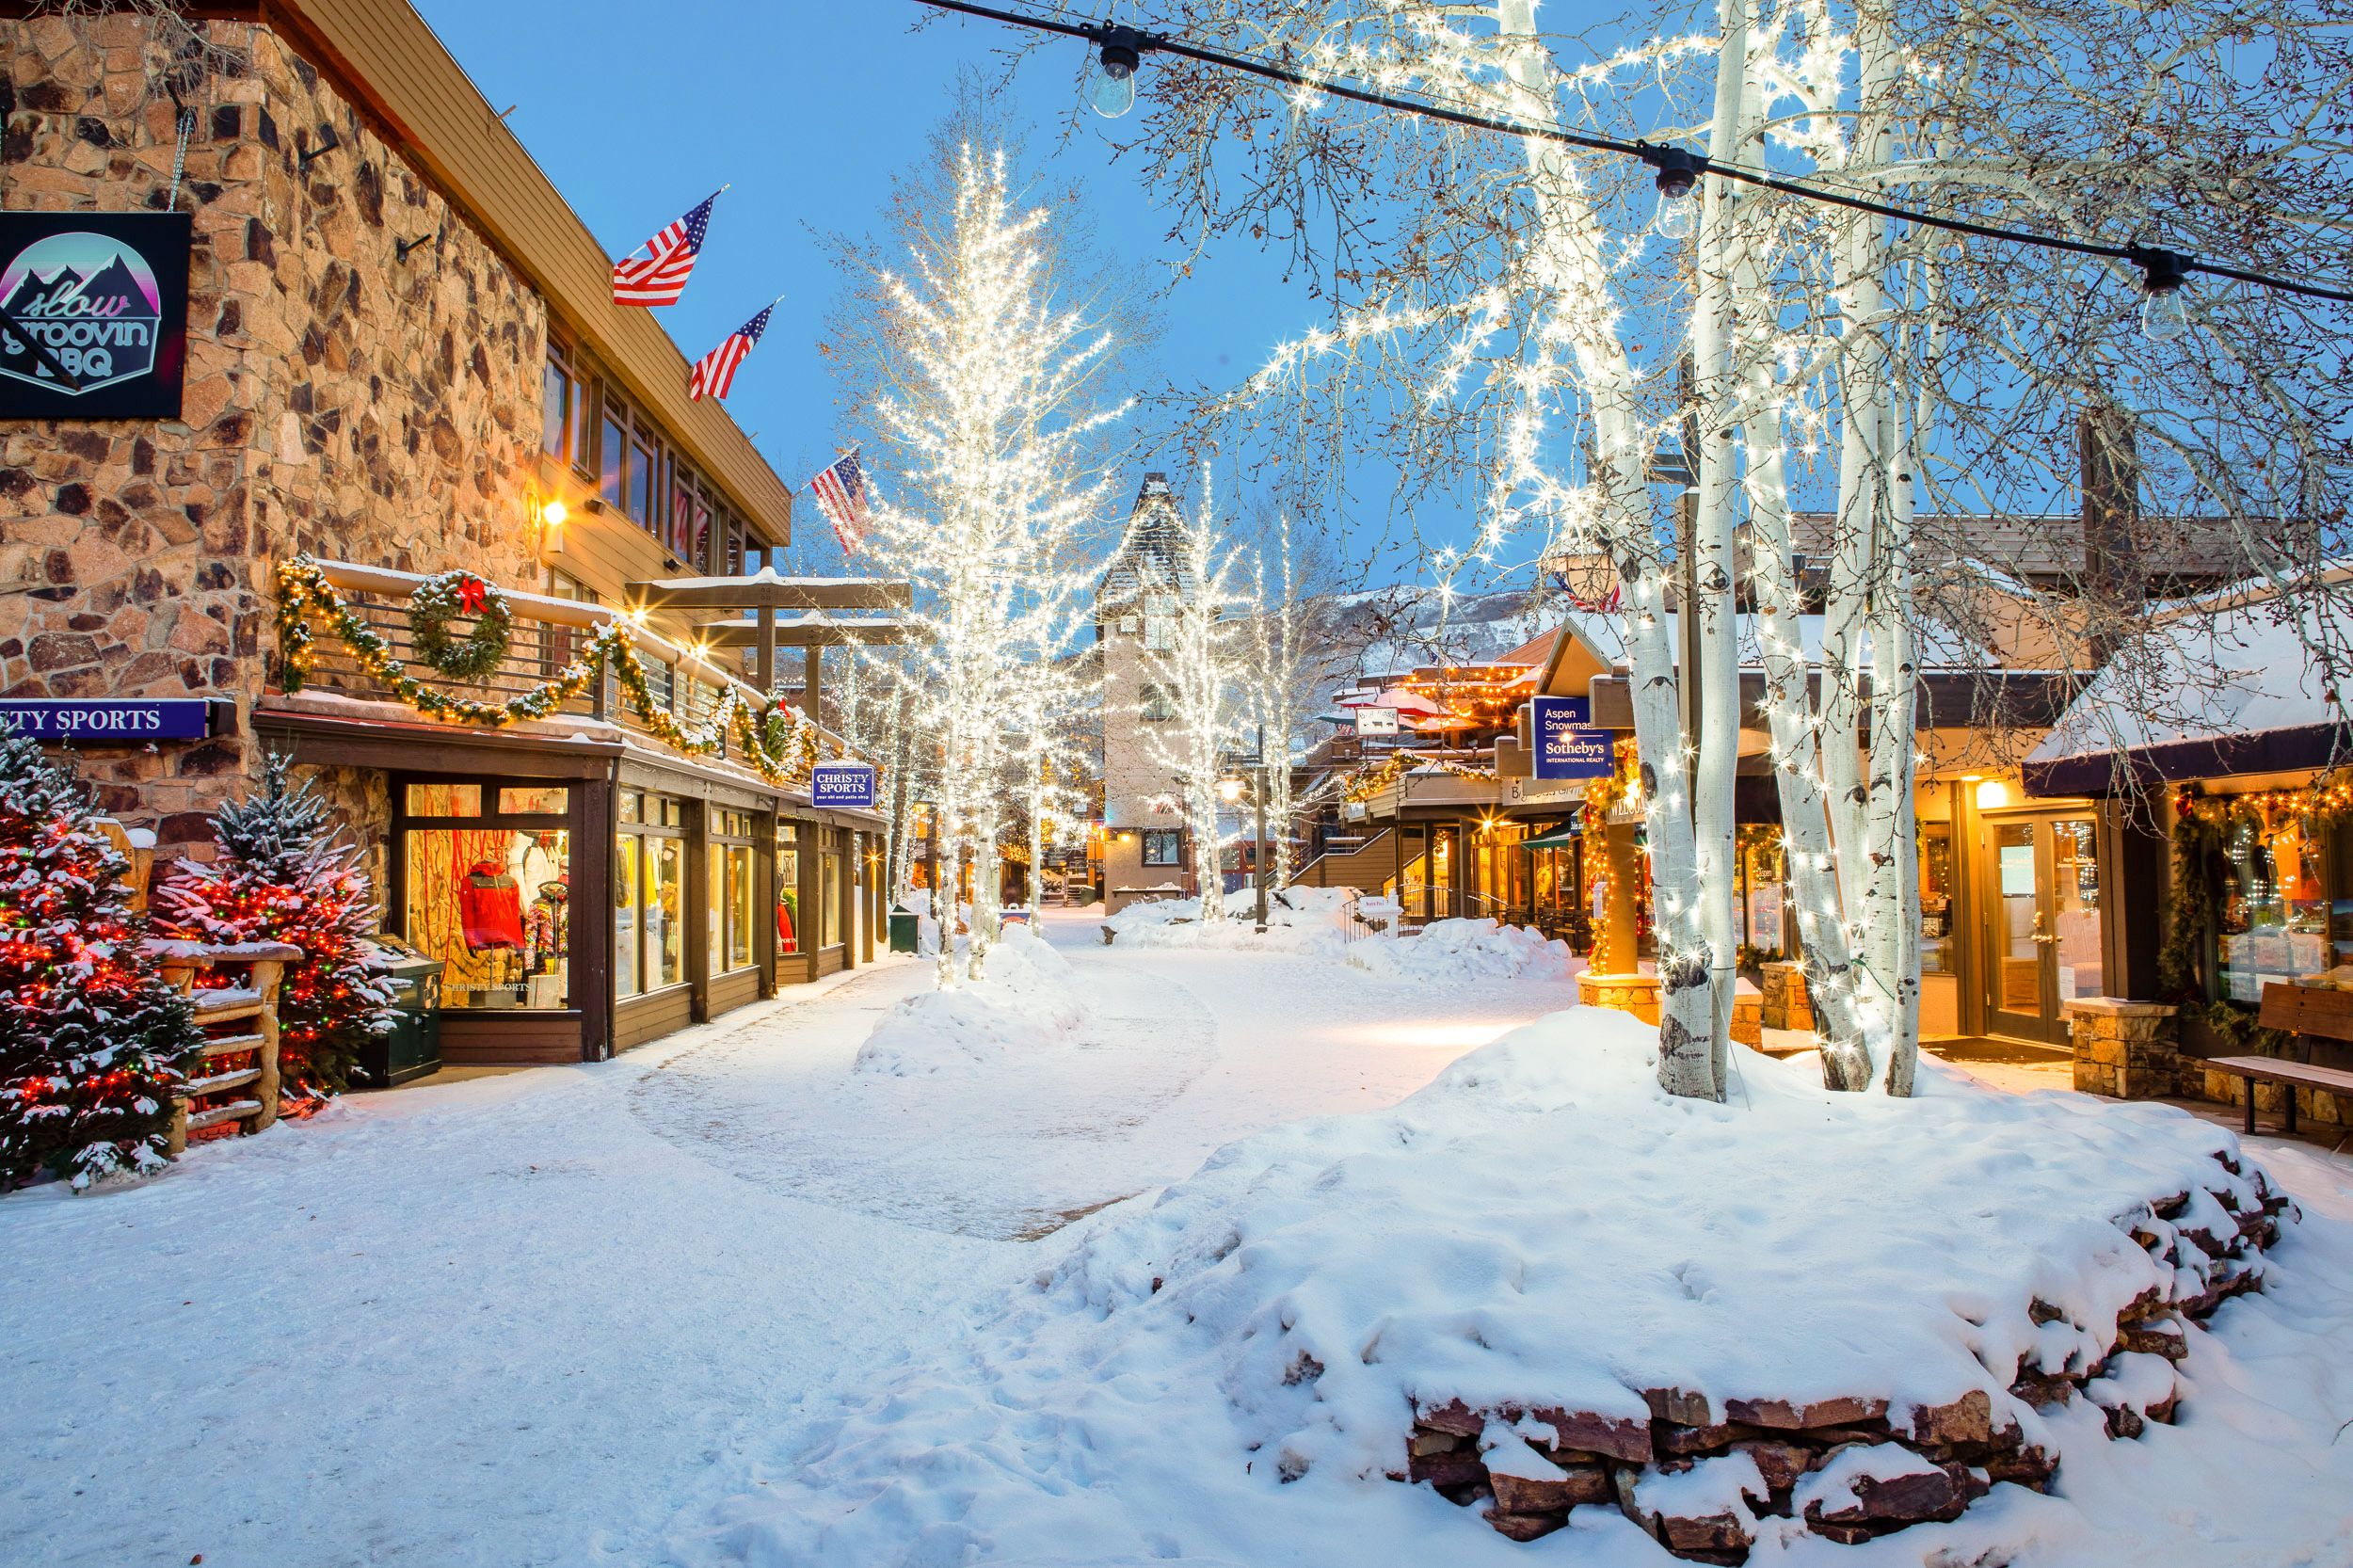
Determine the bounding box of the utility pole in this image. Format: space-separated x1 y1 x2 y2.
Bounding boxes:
1253 722 1269 933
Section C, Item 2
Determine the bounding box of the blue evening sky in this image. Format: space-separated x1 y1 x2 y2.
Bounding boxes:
411 0 1411 575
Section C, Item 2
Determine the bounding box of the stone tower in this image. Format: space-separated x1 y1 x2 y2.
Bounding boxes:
1096 472 1195 913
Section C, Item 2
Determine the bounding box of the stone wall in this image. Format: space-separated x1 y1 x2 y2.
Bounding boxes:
0 13 547 852
2065 998 2179 1100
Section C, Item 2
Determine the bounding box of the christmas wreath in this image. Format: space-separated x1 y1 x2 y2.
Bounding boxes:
408 570 514 682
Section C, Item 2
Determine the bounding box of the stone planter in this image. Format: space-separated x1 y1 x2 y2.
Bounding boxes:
1578 972 1661 1025
1759 961 1814 1032
2064 998 2179 1100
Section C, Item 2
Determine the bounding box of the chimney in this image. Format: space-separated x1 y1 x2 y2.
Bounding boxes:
2079 395 2142 663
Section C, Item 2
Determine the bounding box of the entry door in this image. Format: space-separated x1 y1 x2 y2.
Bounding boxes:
1985 815 2105 1043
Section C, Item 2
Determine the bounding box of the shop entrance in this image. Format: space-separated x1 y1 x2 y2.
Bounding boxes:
1984 813 2105 1043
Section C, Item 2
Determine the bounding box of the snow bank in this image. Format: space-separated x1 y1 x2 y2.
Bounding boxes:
697 1006 2295 1566
851 926 1086 1077
1347 917 1577 984
1104 886 1359 956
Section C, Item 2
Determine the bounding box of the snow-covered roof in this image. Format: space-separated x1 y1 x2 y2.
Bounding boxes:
2026 596 2352 767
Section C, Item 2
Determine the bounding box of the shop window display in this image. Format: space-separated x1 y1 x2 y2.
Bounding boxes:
709 809 756 976
776 822 801 955
399 781 570 1011
2217 814 2331 1001
616 790 685 997
1918 824 1955 974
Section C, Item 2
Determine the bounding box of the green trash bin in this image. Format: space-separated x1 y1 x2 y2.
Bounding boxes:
359 936 444 1087
888 909 921 954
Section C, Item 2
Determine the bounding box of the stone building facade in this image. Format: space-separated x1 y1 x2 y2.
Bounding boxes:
1 10 541 852
1094 472 1204 913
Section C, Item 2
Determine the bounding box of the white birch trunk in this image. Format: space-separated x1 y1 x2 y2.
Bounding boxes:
1497 0 1715 1097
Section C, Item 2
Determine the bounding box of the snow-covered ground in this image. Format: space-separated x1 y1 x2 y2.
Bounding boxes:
0 910 1577 1567
4 911 2348 1568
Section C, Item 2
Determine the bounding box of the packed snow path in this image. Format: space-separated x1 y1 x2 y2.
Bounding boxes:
0 911 1577 1568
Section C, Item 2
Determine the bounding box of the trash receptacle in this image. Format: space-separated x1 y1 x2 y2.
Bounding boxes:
359 936 444 1087
888 909 920 954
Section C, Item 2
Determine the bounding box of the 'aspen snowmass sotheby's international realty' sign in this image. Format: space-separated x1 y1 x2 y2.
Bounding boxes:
0 213 190 419
810 761 876 809
1530 695 1612 779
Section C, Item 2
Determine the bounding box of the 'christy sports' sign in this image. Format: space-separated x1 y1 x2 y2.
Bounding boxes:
0 699 217 742
809 761 877 810
0 213 190 419
1529 695 1613 780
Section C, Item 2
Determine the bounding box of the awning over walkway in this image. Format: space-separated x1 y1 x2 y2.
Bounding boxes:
1522 824 1581 849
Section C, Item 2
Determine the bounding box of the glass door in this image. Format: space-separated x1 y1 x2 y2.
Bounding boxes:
1984 814 2105 1043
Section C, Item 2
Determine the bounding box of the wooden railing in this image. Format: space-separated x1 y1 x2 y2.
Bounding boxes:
95 820 298 1154
279 558 779 764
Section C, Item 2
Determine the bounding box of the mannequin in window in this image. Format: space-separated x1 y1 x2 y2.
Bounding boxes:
461 860 525 952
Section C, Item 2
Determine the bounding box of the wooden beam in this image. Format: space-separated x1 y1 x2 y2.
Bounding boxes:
698 618 915 648
625 576 914 612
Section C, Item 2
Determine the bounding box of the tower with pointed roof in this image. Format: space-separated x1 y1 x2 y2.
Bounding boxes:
1095 472 1200 912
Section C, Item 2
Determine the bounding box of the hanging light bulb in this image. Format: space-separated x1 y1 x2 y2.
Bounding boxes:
1647 147 1704 241
2129 246 2192 343
1090 29 1144 119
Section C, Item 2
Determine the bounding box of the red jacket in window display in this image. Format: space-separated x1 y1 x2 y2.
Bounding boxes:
461 861 525 952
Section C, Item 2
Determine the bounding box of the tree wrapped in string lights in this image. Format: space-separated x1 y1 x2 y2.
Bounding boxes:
0 735 204 1192
1074 0 2350 1099
154 754 395 1097
829 128 1127 985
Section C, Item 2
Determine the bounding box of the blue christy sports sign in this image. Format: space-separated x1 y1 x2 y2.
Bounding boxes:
1529 696 1612 780
0 698 216 742
809 760 877 810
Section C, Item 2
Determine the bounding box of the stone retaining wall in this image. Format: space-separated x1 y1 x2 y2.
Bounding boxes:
1396 1146 2287 1559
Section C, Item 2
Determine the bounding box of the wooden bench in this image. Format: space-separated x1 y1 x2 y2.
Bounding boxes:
2208 983 2353 1135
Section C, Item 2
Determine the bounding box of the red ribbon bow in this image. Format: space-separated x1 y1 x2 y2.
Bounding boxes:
456 575 487 614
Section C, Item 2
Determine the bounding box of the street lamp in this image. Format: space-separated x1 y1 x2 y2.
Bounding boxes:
1217 773 1245 805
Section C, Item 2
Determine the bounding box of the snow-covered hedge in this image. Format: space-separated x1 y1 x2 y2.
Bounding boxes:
1346 917 1577 984
852 926 1086 1076
706 1004 2290 1565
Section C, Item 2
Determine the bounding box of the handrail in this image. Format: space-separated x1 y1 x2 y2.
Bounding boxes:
305 557 765 710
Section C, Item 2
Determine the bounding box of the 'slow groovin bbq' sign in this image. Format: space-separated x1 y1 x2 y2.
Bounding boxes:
0 213 190 420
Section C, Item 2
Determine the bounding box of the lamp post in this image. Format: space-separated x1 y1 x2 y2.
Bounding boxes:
1218 723 1272 932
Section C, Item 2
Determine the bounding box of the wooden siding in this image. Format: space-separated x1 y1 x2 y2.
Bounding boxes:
615 986 695 1052
775 954 818 986
440 1012 584 1066
816 946 846 978
556 494 698 610
261 0 791 546
708 967 761 1018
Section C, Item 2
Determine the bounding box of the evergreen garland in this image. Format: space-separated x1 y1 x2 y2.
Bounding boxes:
0 736 205 1192
153 755 398 1097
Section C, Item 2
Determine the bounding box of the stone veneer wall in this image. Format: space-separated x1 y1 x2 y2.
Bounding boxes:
0 13 546 853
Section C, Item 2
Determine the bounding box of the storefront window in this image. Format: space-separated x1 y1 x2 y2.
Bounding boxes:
2217 813 2331 1001
1920 824 1954 974
822 839 843 949
709 809 755 976
1736 829 1787 962
616 790 684 997
399 779 569 1011
776 822 801 955
541 360 572 462
600 408 626 508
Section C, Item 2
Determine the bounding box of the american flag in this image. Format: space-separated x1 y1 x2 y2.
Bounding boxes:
808 448 872 552
612 191 718 307
686 300 776 401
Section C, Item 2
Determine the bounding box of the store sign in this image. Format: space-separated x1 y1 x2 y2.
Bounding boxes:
1353 704 1399 737
0 213 191 419
0 697 216 741
810 760 876 809
1530 695 1611 779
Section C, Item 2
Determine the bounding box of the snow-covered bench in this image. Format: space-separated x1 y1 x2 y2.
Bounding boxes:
2209 982 2353 1135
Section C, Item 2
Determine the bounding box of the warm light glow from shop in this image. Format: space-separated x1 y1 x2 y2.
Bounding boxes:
1976 778 2011 809
1354 1018 1527 1051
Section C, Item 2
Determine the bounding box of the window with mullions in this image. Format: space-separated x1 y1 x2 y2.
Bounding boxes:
708 809 757 976
398 780 572 1012
616 790 685 998
1142 828 1182 867
1140 684 1175 723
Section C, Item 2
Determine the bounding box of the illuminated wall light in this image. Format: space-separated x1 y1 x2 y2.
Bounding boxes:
1975 778 2011 810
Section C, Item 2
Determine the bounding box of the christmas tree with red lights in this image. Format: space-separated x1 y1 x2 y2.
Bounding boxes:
0 734 204 1192
155 753 394 1096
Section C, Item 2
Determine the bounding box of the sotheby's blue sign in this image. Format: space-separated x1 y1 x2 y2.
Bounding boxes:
809 760 876 809
1530 696 1611 779
0 698 215 741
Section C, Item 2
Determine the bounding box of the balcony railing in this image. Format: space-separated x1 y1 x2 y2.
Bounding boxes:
270 558 806 776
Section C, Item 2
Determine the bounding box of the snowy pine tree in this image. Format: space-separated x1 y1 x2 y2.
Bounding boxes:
154 755 395 1096
0 735 204 1192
